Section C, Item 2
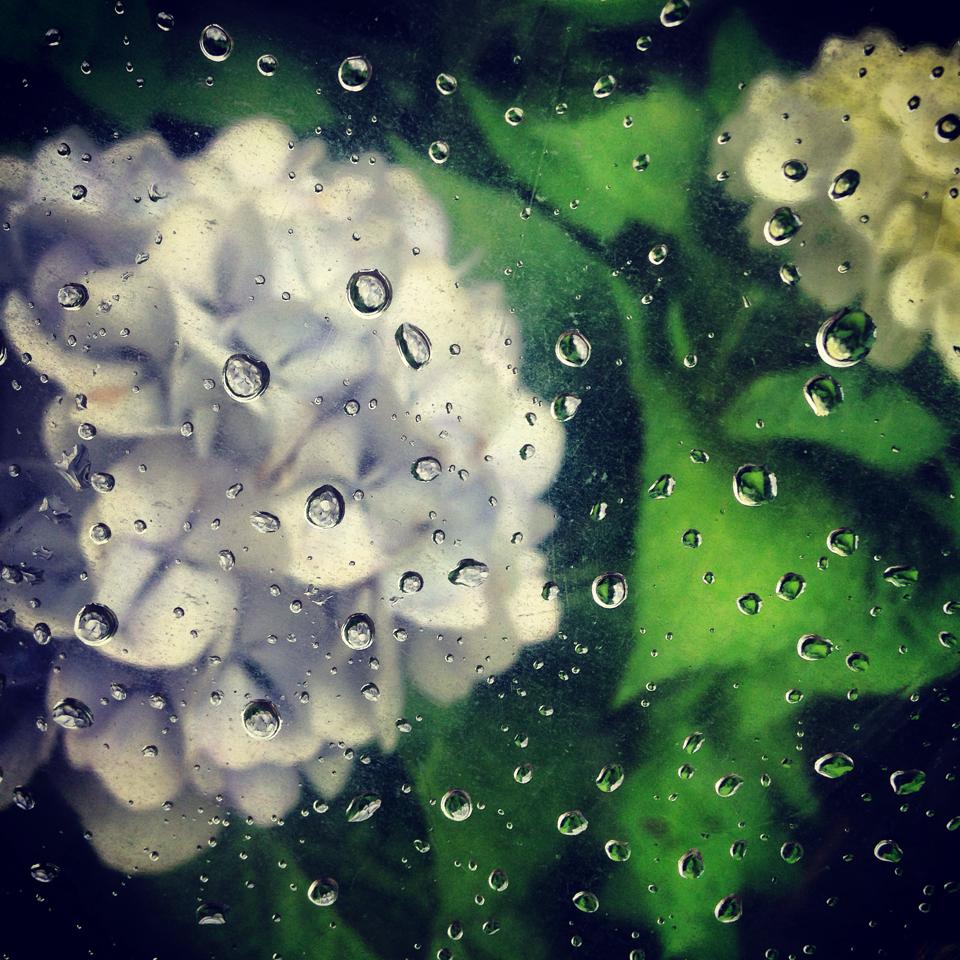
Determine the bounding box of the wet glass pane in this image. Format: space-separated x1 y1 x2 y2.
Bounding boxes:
1 2 959 957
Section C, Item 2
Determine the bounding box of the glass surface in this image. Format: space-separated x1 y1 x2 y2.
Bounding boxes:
0 1 958 958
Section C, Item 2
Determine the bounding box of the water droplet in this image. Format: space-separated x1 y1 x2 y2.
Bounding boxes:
678 848 704 878
428 140 450 164
249 511 280 533
58 283 88 310
935 113 960 143
156 11 174 31
780 841 804 864
338 56 372 91
436 72 458 95
199 24 233 62
504 106 525 126
222 354 269 402
347 269 391 315
816 308 876 368
593 74 617 98
829 168 860 200
814 751 855 779
873 839 903 863
361 682 380 701
74 603 117 645
551 393 582 422
89 522 111 544
715 773 744 798
196 902 227 924
682 528 702 548
307 878 339 906
737 593 762 616
448 559 489 587
592 572 627 608
890 769 926 795
396 323 432 369
30 862 60 882
52 697 94 729
242 699 281 740
218 549 235 571
345 793 382 823
846 651 869 672
764 207 802 246
804 374 843 416
782 159 808 182
342 613 375 650
514 763 534 783
256 54 278 76
632 153 651 172
883 563 918 587
660 0 691 26
572 890 599 913
714 894 743 923
441 789 473 821
827 527 858 556
596 763 624 793
557 810 588 835
399 571 424 593
648 474 675 499
776 572 805 600
305 485 345 528
797 633 833 660
555 329 591 367
733 464 777 506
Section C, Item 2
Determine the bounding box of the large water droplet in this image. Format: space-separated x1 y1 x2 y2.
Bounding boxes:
448 559 489 587
816 308 876 368
595 763 625 792
715 773 744 798
342 612 375 650
412 456 442 481
223 354 269 402
52 697 94 729
592 572 627 608
678 848 704 878
557 809 589 835
593 74 617 98
829 168 861 200
307 877 339 906
305 485 345 528
572 890 600 913
551 393 582 422
347 269 391 315
440 788 473 821
338 56 372 91
935 113 959 142
74 603 118 645
827 527 858 556
764 206 802 245
733 464 777 506
58 283 89 310
804 374 843 416
345 793 382 822
714 894 743 923
873 839 903 863
199 24 233 61
814 751 855 779
249 511 280 533
396 323 431 369
660 0 691 26
797 633 833 660
555 329 591 367
782 159 808 181
776 572 806 600
242 699 281 740
196 903 227 925
883 563 918 587
890 769 925 795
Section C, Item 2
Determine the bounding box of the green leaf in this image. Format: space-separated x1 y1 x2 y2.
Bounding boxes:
465 82 707 241
722 367 948 471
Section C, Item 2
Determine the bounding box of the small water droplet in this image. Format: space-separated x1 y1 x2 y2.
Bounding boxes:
592 572 627 608
307 878 339 906
58 283 88 310
396 323 432 369
557 809 588 835
814 751 855 779
305 485 345 528
816 308 876 368
441 789 473 821
342 613 375 650
347 269 391 315
829 168 860 200
74 603 117 645
52 697 94 729
733 464 777 506
764 206 802 245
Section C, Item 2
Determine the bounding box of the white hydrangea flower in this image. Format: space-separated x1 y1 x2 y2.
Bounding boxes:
0 119 563 873
715 31 960 370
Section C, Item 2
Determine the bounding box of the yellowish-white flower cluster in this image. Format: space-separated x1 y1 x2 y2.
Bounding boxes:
715 32 960 369
0 120 562 872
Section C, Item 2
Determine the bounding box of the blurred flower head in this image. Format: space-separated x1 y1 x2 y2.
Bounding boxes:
0 119 562 872
715 32 960 370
